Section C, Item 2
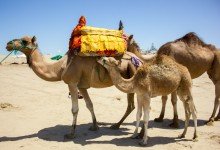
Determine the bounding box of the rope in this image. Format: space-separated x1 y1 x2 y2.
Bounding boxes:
0 50 15 64
1 39 37 64
96 65 107 82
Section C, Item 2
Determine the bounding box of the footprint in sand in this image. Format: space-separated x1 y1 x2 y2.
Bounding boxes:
0 103 15 110
210 135 220 144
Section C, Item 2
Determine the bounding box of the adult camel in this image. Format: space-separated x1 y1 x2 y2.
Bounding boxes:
5 35 142 139
127 33 220 127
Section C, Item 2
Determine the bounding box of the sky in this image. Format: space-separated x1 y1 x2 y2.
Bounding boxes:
0 0 220 55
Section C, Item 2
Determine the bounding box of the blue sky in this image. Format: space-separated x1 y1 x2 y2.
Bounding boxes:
0 0 220 55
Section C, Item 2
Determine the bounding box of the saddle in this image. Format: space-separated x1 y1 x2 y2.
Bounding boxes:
69 16 127 57
79 26 127 56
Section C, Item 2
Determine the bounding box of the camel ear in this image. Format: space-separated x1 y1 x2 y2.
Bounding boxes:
128 35 134 45
32 36 37 44
115 60 120 66
118 20 124 30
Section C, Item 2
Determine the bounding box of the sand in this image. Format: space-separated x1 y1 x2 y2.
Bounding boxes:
0 55 220 150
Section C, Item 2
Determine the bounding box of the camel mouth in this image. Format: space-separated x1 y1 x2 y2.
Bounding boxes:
6 44 13 51
96 57 104 64
6 41 15 51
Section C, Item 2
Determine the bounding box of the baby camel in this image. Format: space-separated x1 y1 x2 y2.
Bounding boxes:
97 55 198 146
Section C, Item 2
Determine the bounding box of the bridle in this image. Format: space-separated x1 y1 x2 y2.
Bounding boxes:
11 39 37 53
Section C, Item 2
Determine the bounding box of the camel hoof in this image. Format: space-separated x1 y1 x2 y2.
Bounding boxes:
205 120 214 126
110 124 120 130
214 116 220 121
64 133 75 140
89 125 99 131
138 131 144 139
154 117 163 122
178 134 185 139
192 136 198 142
131 134 139 139
139 140 148 146
169 122 179 128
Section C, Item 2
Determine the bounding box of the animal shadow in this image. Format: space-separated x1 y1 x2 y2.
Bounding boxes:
36 123 177 147
1 119 205 147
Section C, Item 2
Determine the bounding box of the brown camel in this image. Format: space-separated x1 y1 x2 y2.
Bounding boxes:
127 33 220 127
97 55 198 146
5 36 142 139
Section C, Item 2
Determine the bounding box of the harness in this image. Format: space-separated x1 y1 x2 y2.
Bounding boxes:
0 40 37 64
121 53 143 68
11 39 37 52
96 55 143 82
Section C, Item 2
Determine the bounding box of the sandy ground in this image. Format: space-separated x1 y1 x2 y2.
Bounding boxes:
0 55 220 150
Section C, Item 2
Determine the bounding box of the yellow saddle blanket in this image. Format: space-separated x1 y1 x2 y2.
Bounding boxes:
79 26 127 56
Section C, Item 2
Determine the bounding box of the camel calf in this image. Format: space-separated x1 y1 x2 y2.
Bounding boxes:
97 55 198 146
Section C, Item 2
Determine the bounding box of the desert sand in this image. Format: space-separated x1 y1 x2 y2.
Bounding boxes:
0 55 220 150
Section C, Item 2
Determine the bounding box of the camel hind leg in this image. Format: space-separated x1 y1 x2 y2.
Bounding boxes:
215 106 220 121
207 82 220 125
170 92 179 128
111 93 135 129
78 88 99 131
178 95 198 141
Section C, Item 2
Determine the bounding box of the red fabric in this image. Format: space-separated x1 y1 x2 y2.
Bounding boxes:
69 16 86 51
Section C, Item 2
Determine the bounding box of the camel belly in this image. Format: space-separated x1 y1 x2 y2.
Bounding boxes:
150 82 179 97
169 45 215 79
148 70 181 97
81 64 113 88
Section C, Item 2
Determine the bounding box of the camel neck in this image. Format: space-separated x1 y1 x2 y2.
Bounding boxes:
29 49 66 81
108 67 135 93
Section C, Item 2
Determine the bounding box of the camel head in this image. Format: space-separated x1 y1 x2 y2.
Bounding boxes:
97 57 120 71
126 35 141 53
6 36 38 56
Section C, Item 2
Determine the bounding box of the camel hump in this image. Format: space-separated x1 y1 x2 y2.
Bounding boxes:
175 32 217 51
157 43 172 55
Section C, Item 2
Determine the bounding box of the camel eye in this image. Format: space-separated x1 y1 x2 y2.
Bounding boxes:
22 40 28 45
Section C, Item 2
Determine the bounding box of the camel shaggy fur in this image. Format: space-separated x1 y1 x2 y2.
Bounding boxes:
97 55 198 146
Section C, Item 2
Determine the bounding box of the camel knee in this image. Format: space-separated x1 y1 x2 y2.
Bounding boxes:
71 108 79 115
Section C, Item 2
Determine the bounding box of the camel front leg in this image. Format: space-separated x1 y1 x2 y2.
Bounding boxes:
139 96 151 146
189 100 198 141
78 88 99 131
154 95 167 122
131 95 142 139
64 84 79 140
110 93 135 129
